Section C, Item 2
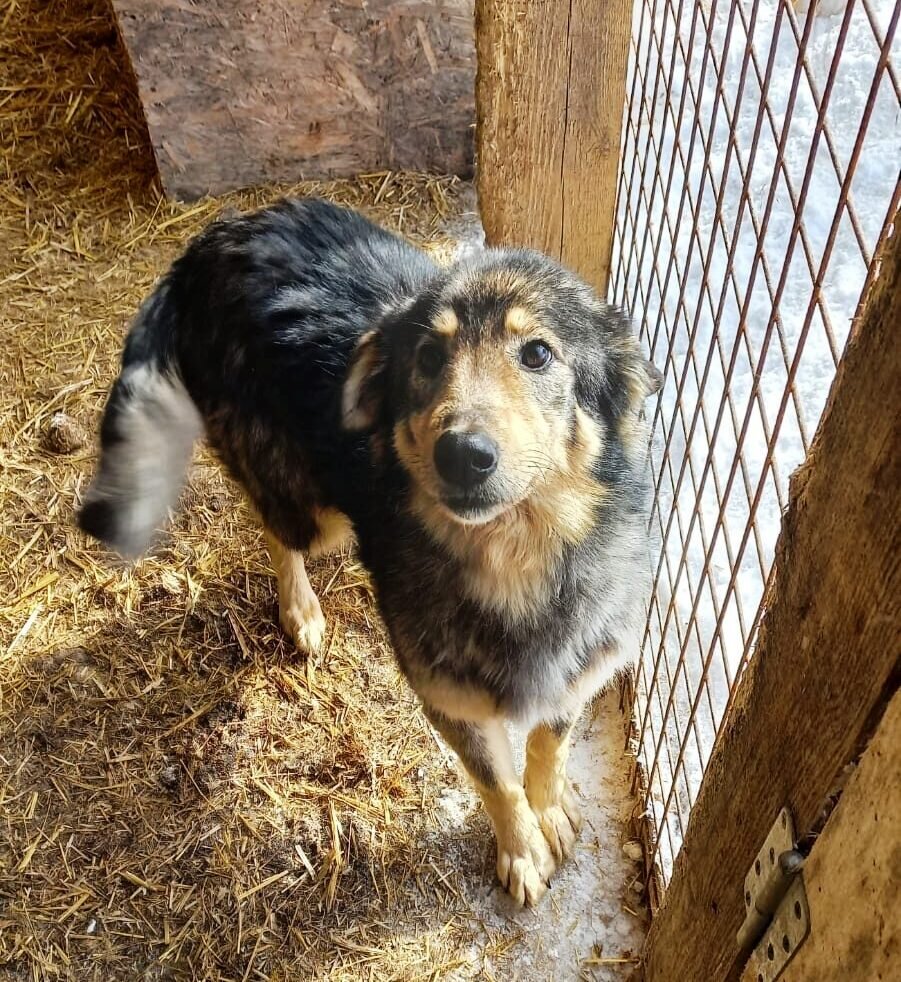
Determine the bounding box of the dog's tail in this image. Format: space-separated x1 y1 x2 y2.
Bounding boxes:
78 279 202 557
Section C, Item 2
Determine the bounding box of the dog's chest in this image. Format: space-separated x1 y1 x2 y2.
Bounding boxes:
372 531 647 722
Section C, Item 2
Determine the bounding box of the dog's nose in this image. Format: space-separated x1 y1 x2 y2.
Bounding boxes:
434 430 499 488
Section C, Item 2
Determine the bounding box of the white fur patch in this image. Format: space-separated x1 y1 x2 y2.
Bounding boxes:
84 366 202 556
342 330 382 431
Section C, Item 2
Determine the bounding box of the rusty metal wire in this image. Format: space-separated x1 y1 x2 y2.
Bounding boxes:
610 0 900 904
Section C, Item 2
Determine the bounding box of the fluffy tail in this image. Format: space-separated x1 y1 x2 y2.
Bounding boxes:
78 283 202 557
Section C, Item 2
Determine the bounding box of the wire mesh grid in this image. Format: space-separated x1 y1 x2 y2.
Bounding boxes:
609 0 900 904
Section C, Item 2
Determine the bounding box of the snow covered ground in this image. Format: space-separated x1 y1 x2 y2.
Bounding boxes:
610 0 900 880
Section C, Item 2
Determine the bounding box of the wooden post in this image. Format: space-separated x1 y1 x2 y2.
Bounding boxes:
475 0 633 295
642 217 901 980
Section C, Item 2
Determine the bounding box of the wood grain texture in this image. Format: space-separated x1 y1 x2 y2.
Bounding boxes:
643 217 901 982
475 0 570 257
759 690 901 982
560 0 632 292
475 0 632 294
111 1 475 199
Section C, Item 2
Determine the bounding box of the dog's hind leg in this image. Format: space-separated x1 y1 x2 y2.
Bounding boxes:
524 718 584 863
264 531 325 655
424 708 555 907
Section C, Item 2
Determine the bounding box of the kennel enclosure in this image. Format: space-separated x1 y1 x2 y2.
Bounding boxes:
0 0 896 977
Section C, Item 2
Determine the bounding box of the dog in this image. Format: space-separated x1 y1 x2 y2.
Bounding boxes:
78 198 661 907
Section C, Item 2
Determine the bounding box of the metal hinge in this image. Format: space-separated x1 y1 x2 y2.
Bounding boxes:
737 807 810 982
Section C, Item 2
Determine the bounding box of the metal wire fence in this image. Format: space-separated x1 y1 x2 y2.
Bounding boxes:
609 0 900 907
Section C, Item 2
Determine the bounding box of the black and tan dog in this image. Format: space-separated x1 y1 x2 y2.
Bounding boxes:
78 198 660 906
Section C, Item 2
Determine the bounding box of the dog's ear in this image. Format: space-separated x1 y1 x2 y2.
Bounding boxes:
575 309 663 417
343 329 386 431
627 354 663 402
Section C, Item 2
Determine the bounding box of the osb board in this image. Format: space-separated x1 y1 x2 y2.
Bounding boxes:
111 1 475 199
758 690 901 982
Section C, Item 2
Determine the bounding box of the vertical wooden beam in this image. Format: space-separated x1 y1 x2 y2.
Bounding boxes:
475 0 632 295
560 0 634 291
642 218 901 981
475 1 571 259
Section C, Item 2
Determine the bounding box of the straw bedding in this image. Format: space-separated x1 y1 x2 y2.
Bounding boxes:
0 3 645 979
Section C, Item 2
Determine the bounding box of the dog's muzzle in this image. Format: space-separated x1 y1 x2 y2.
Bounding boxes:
433 429 508 522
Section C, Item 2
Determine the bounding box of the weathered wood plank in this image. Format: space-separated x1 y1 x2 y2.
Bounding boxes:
642 215 901 981
475 0 632 294
560 0 632 292
757 690 900 982
111 1 475 199
475 0 570 258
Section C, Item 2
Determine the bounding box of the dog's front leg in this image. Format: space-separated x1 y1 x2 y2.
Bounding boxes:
264 531 325 655
425 708 555 907
524 719 584 863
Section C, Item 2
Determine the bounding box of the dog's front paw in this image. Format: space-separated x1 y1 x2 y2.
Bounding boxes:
495 810 556 907
533 782 582 863
280 596 326 654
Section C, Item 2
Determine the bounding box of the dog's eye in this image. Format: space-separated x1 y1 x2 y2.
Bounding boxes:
417 340 446 378
520 340 553 371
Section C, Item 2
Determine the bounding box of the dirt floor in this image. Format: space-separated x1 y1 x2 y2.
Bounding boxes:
0 3 648 979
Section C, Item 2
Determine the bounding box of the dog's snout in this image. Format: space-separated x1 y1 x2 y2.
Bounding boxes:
434 431 498 488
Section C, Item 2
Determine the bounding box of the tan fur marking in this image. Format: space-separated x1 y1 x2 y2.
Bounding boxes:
429 713 555 907
524 724 583 863
308 506 353 558
407 405 605 620
394 329 606 621
504 305 538 336
412 672 499 724
524 725 572 810
342 329 382 430
264 531 325 653
431 307 459 337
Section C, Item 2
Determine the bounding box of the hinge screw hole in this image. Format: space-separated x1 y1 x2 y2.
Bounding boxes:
794 900 802 920
769 847 775 864
758 975 764 982
755 859 761 875
781 812 787 829
782 934 791 953
767 943 775 961
745 890 751 907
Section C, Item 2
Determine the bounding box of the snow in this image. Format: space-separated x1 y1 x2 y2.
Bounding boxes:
610 0 900 880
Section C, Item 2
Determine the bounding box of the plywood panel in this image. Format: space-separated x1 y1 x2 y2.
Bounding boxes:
111 1 475 199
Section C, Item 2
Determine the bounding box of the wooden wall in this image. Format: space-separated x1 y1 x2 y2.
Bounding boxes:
111 1 475 199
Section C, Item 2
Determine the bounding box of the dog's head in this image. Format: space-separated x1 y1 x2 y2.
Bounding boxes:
342 250 661 535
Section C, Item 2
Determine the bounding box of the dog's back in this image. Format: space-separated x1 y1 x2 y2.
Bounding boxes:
78 199 436 555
